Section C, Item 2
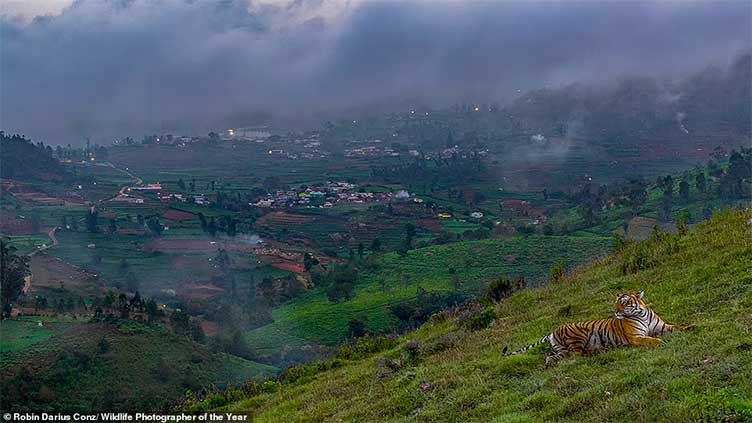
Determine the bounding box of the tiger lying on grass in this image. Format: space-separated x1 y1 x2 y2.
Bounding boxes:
502 291 693 365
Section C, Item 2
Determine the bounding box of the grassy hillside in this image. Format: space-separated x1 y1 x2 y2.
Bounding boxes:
205 210 751 422
246 235 611 358
0 319 278 413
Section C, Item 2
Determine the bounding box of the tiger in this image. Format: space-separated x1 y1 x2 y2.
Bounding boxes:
502 291 693 365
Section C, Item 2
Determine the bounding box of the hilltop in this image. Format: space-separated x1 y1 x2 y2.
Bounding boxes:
192 210 752 422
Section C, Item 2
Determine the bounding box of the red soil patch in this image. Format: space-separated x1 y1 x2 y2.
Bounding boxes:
271 261 306 274
417 218 442 232
0 215 36 234
179 284 225 300
199 320 220 337
117 228 146 235
257 211 314 225
29 253 99 293
163 209 194 221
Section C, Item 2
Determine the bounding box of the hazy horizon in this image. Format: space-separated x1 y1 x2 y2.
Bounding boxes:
2 0 750 145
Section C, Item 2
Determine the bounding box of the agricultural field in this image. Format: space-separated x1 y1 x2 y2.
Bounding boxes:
245 234 612 359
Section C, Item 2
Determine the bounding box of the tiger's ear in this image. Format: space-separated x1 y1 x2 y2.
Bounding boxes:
638 291 645 299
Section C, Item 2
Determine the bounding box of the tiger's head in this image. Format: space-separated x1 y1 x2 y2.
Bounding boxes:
614 291 646 319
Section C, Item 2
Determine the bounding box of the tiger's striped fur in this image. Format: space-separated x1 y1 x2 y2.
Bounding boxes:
502 291 692 365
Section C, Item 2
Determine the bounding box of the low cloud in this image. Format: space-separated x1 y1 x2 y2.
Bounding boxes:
1 0 749 144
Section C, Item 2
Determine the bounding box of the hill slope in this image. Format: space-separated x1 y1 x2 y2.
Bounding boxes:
0 320 278 413
246 234 611 361
207 210 751 422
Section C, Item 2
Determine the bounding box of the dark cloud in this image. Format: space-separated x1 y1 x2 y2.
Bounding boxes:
1 0 749 144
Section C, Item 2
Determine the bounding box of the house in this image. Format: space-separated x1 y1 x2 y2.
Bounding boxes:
470 211 484 219
130 183 162 191
254 199 274 208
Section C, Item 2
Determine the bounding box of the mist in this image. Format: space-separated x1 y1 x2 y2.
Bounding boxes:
1 0 749 144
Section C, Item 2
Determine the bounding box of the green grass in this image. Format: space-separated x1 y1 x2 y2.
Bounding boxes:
215 210 752 422
246 234 612 357
0 320 278 413
0 316 80 355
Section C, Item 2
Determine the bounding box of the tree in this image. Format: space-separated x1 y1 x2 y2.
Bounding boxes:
108 218 117 234
347 317 367 338
549 258 565 284
207 217 217 237
97 337 111 354
324 265 358 303
357 242 364 259
189 319 206 343
147 217 164 236
177 178 186 190
145 299 161 323
1 240 30 318
679 178 690 202
170 309 190 335
85 208 99 233
224 215 236 237
117 293 130 319
370 238 382 252
303 253 319 271
404 223 416 248
197 212 208 233
695 172 707 194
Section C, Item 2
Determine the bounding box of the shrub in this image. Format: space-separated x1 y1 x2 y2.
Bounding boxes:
280 359 343 384
457 304 496 331
548 258 565 283
620 226 681 275
422 332 463 355
485 276 524 302
337 335 398 360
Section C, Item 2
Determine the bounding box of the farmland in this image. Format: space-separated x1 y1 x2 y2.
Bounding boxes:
245 234 612 359
1 90 750 414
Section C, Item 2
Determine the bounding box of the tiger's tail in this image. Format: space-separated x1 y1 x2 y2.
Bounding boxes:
502 334 551 356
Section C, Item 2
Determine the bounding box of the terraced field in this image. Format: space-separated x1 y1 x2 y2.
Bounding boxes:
245 234 612 358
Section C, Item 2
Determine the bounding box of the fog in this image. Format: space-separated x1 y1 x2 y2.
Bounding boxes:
1 0 749 144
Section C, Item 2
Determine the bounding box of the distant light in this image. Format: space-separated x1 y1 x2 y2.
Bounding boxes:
474 106 480 112
410 110 415 114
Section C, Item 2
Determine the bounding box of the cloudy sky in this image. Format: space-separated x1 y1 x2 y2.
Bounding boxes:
1 0 749 144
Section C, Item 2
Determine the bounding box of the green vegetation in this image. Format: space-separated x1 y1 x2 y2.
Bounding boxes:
0 319 277 413
246 235 611 358
203 210 751 422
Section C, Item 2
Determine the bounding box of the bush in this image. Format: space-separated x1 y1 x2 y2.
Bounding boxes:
620 227 681 275
422 332 463 355
548 258 565 283
280 359 342 384
457 303 497 331
337 335 398 360
484 276 524 302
